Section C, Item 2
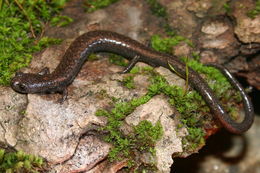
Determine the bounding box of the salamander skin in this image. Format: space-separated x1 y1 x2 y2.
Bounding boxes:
11 30 254 134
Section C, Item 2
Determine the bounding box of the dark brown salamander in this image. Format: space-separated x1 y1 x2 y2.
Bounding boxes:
11 30 254 134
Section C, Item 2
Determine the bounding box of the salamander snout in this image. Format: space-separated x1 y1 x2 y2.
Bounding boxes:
11 79 29 93
11 71 48 94
10 72 38 94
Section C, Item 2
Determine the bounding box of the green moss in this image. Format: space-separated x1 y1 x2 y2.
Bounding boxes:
33 37 62 52
129 66 141 74
95 68 165 164
151 35 193 54
147 71 206 150
96 101 162 162
185 59 242 103
50 15 73 27
134 120 163 154
19 110 27 116
223 2 232 13
192 61 241 120
120 75 135 89
145 0 167 17
145 0 181 38
142 66 154 72
247 0 260 18
84 0 120 13
0 149 44 173
95 65 205 163
88 53 99 61
96 52 243 155
108 54 128 67
0 0 68 85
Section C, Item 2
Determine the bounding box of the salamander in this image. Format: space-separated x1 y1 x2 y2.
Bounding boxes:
10 30 254 134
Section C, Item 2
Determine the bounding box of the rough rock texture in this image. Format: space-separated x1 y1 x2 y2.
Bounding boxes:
159 0 197 38
52 135 111 172
232 0 260 43
125 94 186 173
198 17 240 63
0 87 27 147
2 55 187 172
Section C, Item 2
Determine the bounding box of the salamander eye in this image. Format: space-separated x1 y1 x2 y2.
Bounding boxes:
11 80 28 93
18 83 27 91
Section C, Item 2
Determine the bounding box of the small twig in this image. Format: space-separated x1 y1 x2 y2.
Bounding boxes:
167 61 183 77
184 56 189 95
34 21 47 44
168 60 189 95
14 0 36 38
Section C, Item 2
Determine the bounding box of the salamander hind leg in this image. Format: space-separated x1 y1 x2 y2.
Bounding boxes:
57 88 68 104
119 55 140 74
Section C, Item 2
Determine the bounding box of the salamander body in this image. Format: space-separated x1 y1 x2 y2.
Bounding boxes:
11 30 254 134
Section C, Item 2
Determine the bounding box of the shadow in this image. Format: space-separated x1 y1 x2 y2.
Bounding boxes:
249 87 260 115
171 129 249 173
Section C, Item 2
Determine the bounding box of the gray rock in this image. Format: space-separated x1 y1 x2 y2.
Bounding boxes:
0 86 27 147
52 135 111 173
125 95 180 172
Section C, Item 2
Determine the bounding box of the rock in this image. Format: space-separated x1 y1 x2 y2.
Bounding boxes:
173 42 193 57
155 67 185 87
125 94 185 173
201 20 229 36
52 135 111 172
159 0 197 38
0 87 27 147
200 51 220 64
232 0 260 43
236 54 260 90
186 0 213 18
186 0 229 18
7 49 187 172
15 93 106 164
198 17 240 62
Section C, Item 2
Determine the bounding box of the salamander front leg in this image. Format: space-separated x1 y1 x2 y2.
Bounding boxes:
119 55 140 74
38 67 50 75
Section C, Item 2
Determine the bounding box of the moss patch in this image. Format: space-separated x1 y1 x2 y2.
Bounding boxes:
84 0 120 13
186 59 242 120
247 0 260 18
50 15 73 27
151 34 192 54
223 2 232 13
96 49 242 158
134 120 163 154
95 67 163 168
145 0 167 18
0 0 69 85
108 54 128 67
0 149 45 173
95 65 204 165
120 75 136 89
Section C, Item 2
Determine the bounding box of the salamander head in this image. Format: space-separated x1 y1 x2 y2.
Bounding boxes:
11 72 45 93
